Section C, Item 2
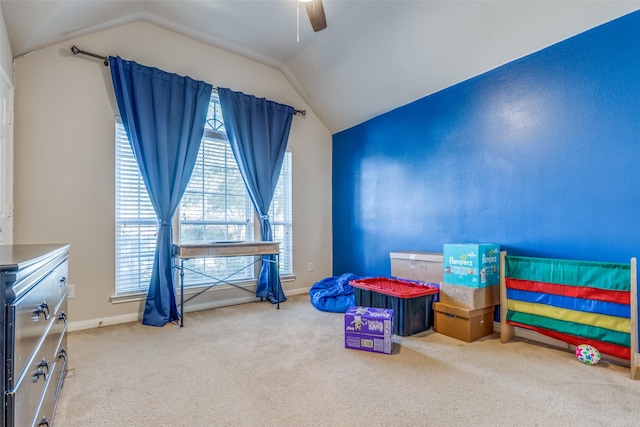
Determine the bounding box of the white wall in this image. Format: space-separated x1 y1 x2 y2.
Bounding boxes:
13 21 333 329
0 6 13 246
0 5 12 84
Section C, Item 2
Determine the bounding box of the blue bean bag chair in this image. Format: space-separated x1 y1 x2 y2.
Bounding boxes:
309 273 358 313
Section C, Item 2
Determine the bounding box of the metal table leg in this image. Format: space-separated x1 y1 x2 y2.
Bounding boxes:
180 258 185 327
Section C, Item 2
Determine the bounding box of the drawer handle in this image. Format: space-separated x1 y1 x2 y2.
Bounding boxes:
37 416 50 426
34 359 50 382
58 348 67 361
58 311 67 323
34 301 50 320
59 276 68 287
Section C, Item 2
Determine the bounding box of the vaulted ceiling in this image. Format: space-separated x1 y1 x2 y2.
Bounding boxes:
2 1 639 133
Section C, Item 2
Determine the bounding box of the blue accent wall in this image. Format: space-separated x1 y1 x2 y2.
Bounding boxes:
333 11 640 277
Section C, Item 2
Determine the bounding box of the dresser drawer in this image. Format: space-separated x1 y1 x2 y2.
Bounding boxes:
54 266 68 315
6 260 68 389
32 358 64 427
6 362 59 427
34 327 67 427
50 296 68 361
6 326 62 427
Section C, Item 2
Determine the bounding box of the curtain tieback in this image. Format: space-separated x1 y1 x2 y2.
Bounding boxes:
260 215 269 221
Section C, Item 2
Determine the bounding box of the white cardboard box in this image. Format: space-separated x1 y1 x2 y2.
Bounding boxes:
390 251 443 283
439 282 499 310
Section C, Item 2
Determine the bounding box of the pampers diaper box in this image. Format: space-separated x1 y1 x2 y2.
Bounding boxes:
443 244 500 288
344 306 394 354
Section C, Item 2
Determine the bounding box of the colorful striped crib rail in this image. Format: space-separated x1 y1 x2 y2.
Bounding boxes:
499 252 639 379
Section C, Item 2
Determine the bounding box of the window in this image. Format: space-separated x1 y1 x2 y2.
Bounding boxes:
269 152 293 275
115 117 157 294
178 105 255 286
115 94 293 295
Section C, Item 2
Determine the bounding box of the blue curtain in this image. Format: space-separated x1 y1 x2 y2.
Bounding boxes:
110 56 212 326
217 87 294 304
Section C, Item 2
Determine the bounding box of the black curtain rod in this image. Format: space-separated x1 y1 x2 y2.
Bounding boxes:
70 45 307 117
71 45 109 66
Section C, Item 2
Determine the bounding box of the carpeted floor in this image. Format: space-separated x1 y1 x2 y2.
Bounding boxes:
55 294 640 426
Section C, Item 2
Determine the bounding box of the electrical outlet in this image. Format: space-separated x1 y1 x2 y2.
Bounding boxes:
308 262 314 272
68 284 75 299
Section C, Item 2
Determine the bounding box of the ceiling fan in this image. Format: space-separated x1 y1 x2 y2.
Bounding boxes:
300 0 327 32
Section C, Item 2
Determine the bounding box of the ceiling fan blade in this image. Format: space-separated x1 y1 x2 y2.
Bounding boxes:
305 0 327 32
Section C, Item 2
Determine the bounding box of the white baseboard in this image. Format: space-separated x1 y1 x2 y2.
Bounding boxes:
68 286 311 332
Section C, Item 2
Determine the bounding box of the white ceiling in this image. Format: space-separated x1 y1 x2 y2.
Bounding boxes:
2 0 640 133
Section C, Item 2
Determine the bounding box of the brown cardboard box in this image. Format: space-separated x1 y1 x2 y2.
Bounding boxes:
390 251 443 283
439 283 499 310
433 302 495 342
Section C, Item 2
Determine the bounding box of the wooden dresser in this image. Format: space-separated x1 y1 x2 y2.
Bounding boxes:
1 244 70 427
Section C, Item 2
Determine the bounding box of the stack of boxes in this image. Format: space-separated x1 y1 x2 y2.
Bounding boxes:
344 245 499 354
433 243 500 342
345 252 442 354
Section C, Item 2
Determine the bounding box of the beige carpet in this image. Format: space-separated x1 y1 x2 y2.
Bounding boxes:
55 294 640 426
